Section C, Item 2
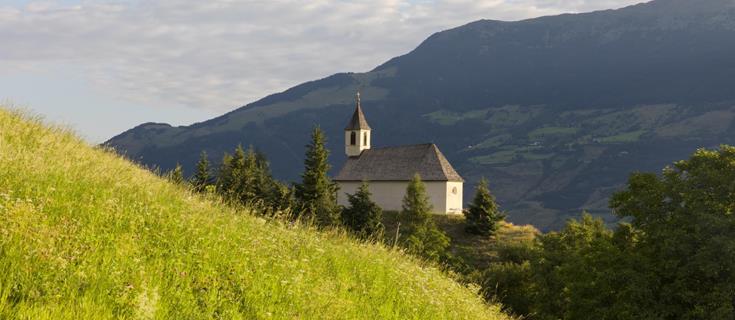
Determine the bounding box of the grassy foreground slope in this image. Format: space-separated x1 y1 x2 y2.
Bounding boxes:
0 109 508 319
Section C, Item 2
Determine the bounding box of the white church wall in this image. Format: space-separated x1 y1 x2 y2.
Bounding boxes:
445 181 463 214
336 181 463 214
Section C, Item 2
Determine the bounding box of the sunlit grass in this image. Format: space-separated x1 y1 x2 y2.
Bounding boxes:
0 108 509 319
382 212 538 272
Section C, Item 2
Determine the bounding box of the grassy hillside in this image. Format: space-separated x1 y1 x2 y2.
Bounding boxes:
0 108 509 319
382 212 538 272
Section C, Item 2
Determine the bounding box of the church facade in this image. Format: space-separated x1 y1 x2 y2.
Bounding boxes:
334 93 464 214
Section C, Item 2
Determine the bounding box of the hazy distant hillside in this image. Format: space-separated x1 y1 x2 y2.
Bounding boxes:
107 0 735 230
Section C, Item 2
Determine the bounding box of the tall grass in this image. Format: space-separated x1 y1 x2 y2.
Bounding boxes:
0 108 509 319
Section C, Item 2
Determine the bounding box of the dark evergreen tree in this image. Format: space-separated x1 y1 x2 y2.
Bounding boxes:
400 173 449 262
252 149 292 214
342 182 383 238
217 145 256 203
216 152 234 195
191 151 210 192
228 145 247 200
464 178 505 236
238 146 259 204
294 126 339 226
401 174 433 233
253 149 271 198
255 150 270 172
265 182 293 215
213 145 293 214
168 163 184 185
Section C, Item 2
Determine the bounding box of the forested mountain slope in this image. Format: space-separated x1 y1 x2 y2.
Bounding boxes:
107 0 735 230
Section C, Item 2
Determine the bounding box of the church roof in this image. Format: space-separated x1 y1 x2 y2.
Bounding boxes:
345 92 371 130
335 143 464 182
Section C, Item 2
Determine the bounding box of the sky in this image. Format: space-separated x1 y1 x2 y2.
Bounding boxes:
0 0 646 143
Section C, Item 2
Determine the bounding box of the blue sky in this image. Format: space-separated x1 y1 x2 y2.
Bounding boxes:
0 0 645 143
0 59 216 142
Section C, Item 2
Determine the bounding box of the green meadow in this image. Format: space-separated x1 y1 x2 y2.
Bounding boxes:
0 108 508 319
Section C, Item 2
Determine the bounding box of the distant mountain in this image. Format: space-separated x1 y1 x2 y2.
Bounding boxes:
106 0 735 230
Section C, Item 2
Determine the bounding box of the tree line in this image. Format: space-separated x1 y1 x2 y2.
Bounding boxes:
156 125 735 319
165 126 505 264
476 146 735 319
160 127 735 318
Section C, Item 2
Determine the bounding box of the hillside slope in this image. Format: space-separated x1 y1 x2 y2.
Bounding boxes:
106 0 735 230
0 108 508 319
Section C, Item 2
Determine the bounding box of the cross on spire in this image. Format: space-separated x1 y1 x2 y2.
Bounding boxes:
345 91 371 130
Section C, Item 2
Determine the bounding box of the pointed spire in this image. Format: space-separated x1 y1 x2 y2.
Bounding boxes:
345 91 371 130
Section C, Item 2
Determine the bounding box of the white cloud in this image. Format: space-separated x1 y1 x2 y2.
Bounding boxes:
0 0 646 112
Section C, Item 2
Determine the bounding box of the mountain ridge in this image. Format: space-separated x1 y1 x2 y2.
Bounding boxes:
106 0 735 230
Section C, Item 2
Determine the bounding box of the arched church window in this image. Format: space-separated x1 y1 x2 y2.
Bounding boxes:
350 132 356 145
363 132 368 145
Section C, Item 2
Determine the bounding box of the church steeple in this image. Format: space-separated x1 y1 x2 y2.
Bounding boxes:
345 92 372 157
345 92 371 130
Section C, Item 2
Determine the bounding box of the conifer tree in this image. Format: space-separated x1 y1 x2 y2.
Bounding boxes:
191 151 210 192
255 150 270 173
295 126 339 226
215 145 257 204
401 173 433 232
263 182 293 215
239 146 259 203
400 173 450 262
252 149 292 213
168 163 184 185
253 149 270 197
216 152 234 195
342 182 383 238
464 178 505 236
219 145 247 202
214 145 292 214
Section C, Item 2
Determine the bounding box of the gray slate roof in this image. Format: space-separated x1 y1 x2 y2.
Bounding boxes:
335 144 464 182
344 97 371 130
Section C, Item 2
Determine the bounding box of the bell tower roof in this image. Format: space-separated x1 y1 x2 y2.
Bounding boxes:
345 92 371 131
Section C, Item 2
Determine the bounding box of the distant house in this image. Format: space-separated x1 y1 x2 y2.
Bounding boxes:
335 93 464 214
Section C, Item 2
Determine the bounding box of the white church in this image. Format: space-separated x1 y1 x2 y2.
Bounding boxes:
335 93 464 214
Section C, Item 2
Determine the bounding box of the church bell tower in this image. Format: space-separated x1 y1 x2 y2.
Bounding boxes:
345 92 371 157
